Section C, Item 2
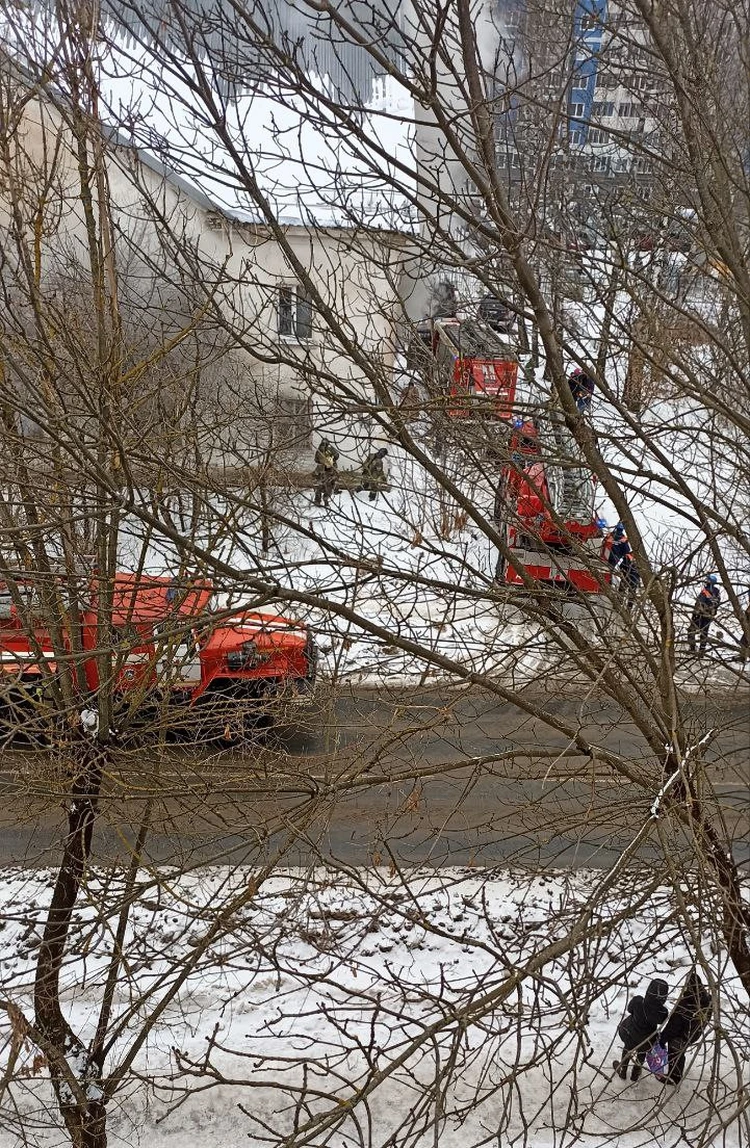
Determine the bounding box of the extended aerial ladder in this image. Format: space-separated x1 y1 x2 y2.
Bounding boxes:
409 303 609 594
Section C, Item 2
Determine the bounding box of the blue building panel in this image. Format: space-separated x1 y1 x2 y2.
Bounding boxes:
569 0 608 144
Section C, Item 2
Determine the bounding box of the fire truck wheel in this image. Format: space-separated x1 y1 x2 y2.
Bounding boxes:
267 713 320 750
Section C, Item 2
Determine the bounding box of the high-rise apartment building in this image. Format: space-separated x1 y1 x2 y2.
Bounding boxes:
569 0 659 177
494 0 660 185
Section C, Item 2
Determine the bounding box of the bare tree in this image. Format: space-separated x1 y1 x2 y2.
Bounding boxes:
0 0 748 1145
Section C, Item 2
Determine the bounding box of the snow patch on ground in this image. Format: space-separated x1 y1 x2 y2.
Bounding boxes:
0 866 746 1147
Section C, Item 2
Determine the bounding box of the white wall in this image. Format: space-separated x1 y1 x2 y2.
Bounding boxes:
2 96 408 466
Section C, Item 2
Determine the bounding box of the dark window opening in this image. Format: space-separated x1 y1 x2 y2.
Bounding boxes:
278 284 313 340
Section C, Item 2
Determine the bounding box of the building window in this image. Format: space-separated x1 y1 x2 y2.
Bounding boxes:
587 127 609 144
278 284 312 340
569 102 586 119
569 129 584 146
581 13 600 29
592 100 614 117
592 155 611 173
618 102 638 118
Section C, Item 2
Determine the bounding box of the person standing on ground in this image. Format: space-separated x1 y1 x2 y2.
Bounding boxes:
687 575 721 655
658 969 712 1086
567 367 596 413
619 554 641 612
738 597 750 660
359 448 388 501
313 439 339 508
613 978 670 1081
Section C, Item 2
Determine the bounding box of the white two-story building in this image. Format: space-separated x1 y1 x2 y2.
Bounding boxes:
1 71 415 471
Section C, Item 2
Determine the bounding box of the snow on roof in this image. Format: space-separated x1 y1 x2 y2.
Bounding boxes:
98 39 418 232
1 10 417 232
101 0 406 104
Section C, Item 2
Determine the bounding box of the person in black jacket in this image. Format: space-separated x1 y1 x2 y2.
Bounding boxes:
613 978 670 1081
618 554 641 612
568 367 596 413
687 575 721 655
658 970 711 1085
606 524 632 570
738 600 750 660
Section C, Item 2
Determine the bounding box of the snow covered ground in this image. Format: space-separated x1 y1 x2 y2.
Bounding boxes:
0 865 745 1147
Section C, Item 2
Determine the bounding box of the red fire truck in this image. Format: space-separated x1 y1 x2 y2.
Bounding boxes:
415 316 518 418
412 311 609 594
0 573 316 739
494 418 611 593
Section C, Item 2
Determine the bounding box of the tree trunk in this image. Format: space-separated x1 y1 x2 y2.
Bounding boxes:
34 735 109 1147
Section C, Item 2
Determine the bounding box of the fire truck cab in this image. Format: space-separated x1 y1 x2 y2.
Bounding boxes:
0 573 316 739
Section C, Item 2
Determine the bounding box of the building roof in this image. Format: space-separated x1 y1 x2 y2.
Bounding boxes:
101 0 405 104
96 35 416 232
2 20 417 233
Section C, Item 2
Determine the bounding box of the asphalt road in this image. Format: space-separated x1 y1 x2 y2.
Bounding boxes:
0 687 747 869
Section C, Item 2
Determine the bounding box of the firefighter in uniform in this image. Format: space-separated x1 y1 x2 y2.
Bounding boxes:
606 524 641 606
606 523 632 569
359 448 388 501
619 554 641 612
740 601 750 660
313 439 340 508
688 575 721 655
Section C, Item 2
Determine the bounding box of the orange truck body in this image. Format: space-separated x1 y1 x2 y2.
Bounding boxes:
0 573 316 718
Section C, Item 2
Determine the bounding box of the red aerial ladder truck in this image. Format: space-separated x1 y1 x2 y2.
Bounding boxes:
414 316 519 419
493 416 611 593
410 308 609 593
0 572 316 740
408 307 606 592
